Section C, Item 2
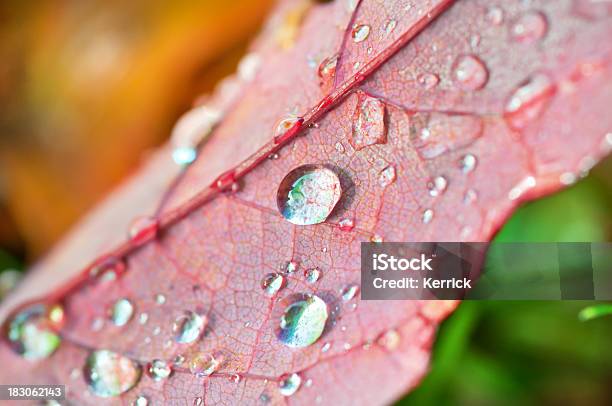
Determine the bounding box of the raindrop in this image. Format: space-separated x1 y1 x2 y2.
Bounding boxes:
189 352 220 378
341 284 360 301
370 234 384 243
6 304 63 360
148 359 172 381
229 373 242 383
278 294 329 348
284 260 299 274
486 6 504 25
304 268 321 284
173 355 186 366
377 329 400 350
128 216 159 245
317 54 338 86
379 165 396 187
422 208 434 224
504 72 555 130
351 24 371 42
427 176 448 197
84 350 142 397
173 311 207 344
511 11 548 44
261 273 285 297
321 342 332 353
194 397 203 406
452 55 489 91
417 73 439 90
383 19 397 36
411 113 483 160
273 115 302 143
134 395 149 406
155 294 166 305
459 154 478 173
172 147 197 166
110 298 134 327
338 217 355 231
139 313 149 325
279 373 302 396
277 165 342 226
170 105 222 162
350 94 387 150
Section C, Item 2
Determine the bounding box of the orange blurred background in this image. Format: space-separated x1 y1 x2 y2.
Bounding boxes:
0 0 274 260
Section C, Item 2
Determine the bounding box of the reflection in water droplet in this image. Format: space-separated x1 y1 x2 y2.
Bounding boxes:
261 273 285 296
504 72 555 130
377 329 400 350
173 311 207 344
148 359 172 381
304 268 321 284
417 73 439 89
511 11 548 44
350 94 387 150
279 373 302 396
84 350 142 397
278 294 328 348
341 284 360 301
110 299 134 327
6 304 63 360
277 165 342 226
427 176 448 197
422 209 434 224
452 55 488 91
351 24 371 42
339 217 355 231
379 165 396 188
460 154 478 173
189 352 220 378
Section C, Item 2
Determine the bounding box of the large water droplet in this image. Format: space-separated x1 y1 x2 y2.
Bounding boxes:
304 268 321 284
504 73 555 130
278 294 328 348
279 373 302 396
6 304 63 360
189 352 220 378
351 24 371 42
511 11 548 44
148 359 172 381
173 311 207 344
452 55 488 91
170 105 222 165
277 165 342 225
84 350 142 397
110 298 134 327
350 94 387 150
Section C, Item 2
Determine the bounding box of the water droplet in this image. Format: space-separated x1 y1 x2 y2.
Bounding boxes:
427 176 448 197
274 115 302 142
341 284 360 301
370 234 383 243
172 147 197 166
189 352 220 378
277 165 342 225
128 216 159 245
173 355 185 366
304 268 321 283
560 172 577 185
139 313 149 325
350 94 387 150
417 73 439 90
279 373 302 396
338 217 355 231
148 359 172 381
229 373 242 383
155 294 166 305
452 55 488 91
508 176 537 200
459 154 478 173
422 208 434 224
511 11 548 44
173 311 207 343
110 298 134 327
278 294 328 348
134 395 149 406
410 113 483 160
238 52 262 81
170 105 222 164
321 342 332 353
383 19 397 36
193 397 203 406
84 350 142 397
504 72 555 130
486 6 504 25
377 329 400 350
6 304 63 360
351 24 371 42
261 273 285 297
379 165 396 188
284 260 299 274
317 54 338 87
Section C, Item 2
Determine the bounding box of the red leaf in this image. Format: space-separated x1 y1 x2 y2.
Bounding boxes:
1 0 611 405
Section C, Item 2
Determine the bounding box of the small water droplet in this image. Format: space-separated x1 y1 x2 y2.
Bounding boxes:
268 152 280 160
383 19 397 36
304 268 321 283
422 208 434 224
504 72 555 130
189 352 220 378
84 350 142 397
194 397 203 406
417 73 439 89
463 189 478 204
284 260 298 274
338 217 355 231
279 373 302 396
486 6 504 25
148 359 172 381
452 55 489 91
229 373 242 383
6 304 63 360
511 11 548 44
139 313 149 325
321 342 332 353
350 93 387 150
341 284 360 301
559 172 577 185
173 355 185 366
377 329 400 350
110 298 134 327
274 115 302 142
278 294 328 348
317 54 338 87
459 154 478 173
261 273 286 297
155 294 166 305
128 216 159 245
410 113 483 160
379 165 396 187
351 24 371 42
134 395 149 406
173 311 207 344
427 176 448 197
370 234 384 243
277 165 342 225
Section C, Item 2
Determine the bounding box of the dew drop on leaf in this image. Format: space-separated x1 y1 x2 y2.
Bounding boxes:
377 329 400 350
304 268 321 283
277 165 342 226
229 373 242 383
510 11 548 44
134 395 149 406
172 311 207 344
279 372 302 396
172 147 197 166
338 217 355 231
278 294 329 348
383 19 397 36
459 154 478 173
341 284 360 301
504 72 555 130
379 165 396 187
128 216 159 245
261 273 285 296
84 350 142 397
148 359 172 381
317 54 338 87
486 6 504 25
284 260 299 274
422 208 434 224
154 294 166 305
410 113 483 160
321 342 332 353
189 352 220 378
350 93 387 150
417 72 439 89
427 176 448 197
273 115 302 142
6 304 63 361
110 298 134 327
351 24 371 43
452 55 488 91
